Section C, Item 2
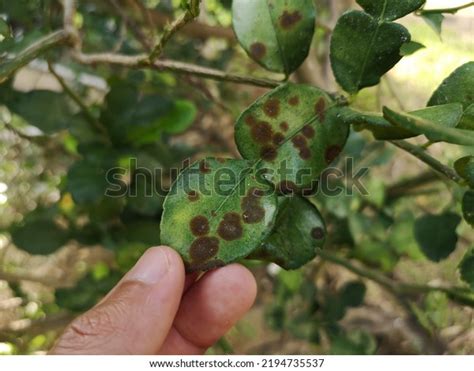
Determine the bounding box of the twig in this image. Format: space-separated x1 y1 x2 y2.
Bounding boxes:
47 62 112 145
390 140 463 185
72 51 281 88
419 2 474 14
148 0 201 61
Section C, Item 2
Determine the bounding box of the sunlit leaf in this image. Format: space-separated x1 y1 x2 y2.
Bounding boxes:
330 10 410 93
356 0 425 21
232 0 315 75
160 158 278 272
400 40 425 56
235 83 349 189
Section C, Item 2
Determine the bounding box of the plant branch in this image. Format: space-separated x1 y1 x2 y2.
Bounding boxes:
72 51 281 88
47 62 112 145
390 140 463 185
148 0 201 61
420 2 474 14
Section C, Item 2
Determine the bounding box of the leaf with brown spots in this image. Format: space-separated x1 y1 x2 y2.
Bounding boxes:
249 196 326 270
161 158 278 272
235 83 349 189
232 0 316 75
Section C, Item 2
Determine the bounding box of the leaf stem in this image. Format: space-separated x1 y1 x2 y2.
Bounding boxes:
419 2 474 14
390 140 463 185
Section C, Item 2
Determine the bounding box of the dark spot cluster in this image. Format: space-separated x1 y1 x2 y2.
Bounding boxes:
250 42 266 60
325 145 342 164
311 227 325 240
260 146 278 161
280 10 302 29
263 98 280 118
291 134 311 160
189 237 219 264
245 114 286 162
302 124 315 139
241 187 266 224
187 190 199 202
315 98 326 122
217 212 243 241
251 121 274 144
199 160 211 174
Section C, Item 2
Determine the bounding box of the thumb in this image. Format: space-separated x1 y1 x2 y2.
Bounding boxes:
51 247 185 355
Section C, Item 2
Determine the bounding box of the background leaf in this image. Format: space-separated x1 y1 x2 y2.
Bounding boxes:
455 156 474 187
356 0 425 21
459 249 474 290
232 0 315 75
414 213 461 262
462 190 474 227
330 10 410 93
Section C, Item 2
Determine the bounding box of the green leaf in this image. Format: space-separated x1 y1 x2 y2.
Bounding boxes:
428 62 474 110
459 249 474 290
454 156 474 187
340 281 366 307
160 158 278 272
356 0 425 21
383 106 474 146
459 104 474 131
10 219 69 255
0 18 11 39
4 90 74 134
232 0 315 75
250 196 326 270
400 41 425 56
414 213 461 262
462 190 474 227
235 83 349 189
158 100 197 135
421 12 444 36
330 10 410 93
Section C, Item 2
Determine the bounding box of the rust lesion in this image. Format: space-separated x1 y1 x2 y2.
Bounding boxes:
250 42 267 60
279 10 302 29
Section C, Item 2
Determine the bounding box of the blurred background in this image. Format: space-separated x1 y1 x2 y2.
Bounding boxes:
0 0 473 355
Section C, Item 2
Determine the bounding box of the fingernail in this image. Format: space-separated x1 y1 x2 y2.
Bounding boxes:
126 247 171 284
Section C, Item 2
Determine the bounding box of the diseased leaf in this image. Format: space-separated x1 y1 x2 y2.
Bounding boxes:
10 219 69 255
250 196 326 270
400 41 425 56
421 12 444 36
356 0 425 21
454 156 474 187
428 62 474 110
383 107 474 146
330 11 410 93
160 158 278 272
459 249 474 290
235 83 349 190
462 190 474 227
232 0 315 75
414 213 461 262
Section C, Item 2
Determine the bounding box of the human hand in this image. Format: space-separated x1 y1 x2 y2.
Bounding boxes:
50 246 257 354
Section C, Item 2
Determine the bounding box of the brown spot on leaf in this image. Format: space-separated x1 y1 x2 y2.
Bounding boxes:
280 10 302 29
263 98 280 118
187 190 199 202
277 181 299 195
280 121 289 132
261 146 278 161
288 96 300 106
250 42 266 60
217 212 243 241
189 237 219 263
273 132 285 146
187 259 225 273
199 160 211 174
251 121 273 144
311 227 325 240
292 135 312 160
325 145 342 164
241 187 265 224
302 124 315 139
315 98 326 122
190 215 210 236
245 115 257 126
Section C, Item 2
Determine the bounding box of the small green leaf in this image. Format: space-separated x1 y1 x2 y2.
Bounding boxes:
158 100 197 135
232 0 315 75
420 12 444 36
160 158 278 272
250 196 326 270
10 219 69 255
462 190 474 227
383 106 474 146
5 90 73 134
400 41 425 56
356 0 425 21
235 83 349 189
428 62 474 110
459 249 474 290
0 18 11 39
414 213 461 262
454 156 474 187
340 281 366 307
330 10 410 93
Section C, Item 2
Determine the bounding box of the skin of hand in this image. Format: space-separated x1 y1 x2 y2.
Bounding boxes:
50 246 257 355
